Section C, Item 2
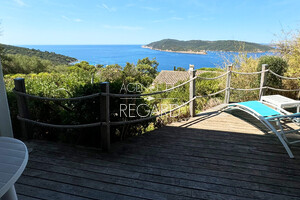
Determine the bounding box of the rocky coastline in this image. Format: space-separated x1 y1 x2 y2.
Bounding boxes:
142 45 207 55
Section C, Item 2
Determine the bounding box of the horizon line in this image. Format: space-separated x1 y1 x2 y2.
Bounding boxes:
3 39 272 46
9 44 146 46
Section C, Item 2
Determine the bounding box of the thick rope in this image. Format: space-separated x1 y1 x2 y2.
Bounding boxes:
103 76 198 98
12 69 300 101
268 69 300 80
195 88 227 98
231 70 269 75
110 87 228 126
266 87 300 92
108 97 196 126
17 97 194 127
197 71 229 80
13 89 101 101
197 70 224 73
17 116 102 128
230 87 263 91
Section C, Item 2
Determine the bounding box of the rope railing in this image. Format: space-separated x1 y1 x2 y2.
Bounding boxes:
268 69 300 80
266 87 300 92
17 116 102 128
197 71 229 80
195 88 227 98
103 76 197 98
111 87 228 126
102 67 300 127
230 87 264 91
12 64 300 151
231 70 269 75
16 88 227 127
13 69 299 102
108 97 197 126
13 89 101 101
13 75 195 100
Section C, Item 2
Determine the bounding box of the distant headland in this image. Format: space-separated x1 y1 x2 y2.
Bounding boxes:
0 43 77 65
143 39 274 54
142 45 207 55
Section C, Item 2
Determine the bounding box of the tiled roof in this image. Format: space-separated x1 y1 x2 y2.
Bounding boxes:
153 70 208 85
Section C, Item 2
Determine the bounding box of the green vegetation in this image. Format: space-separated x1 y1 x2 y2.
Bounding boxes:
99 57 158 88
226 52 296 102
1 54 68 74
257 56 288 92
150 67 224 125
0 43 77 64
0 43 78 75
4 58 158 145
197 67 224 72
145 39 273 52
174 66 186 71
3 30 300 145
228 53 261 102
276 31 300 97
225 31 300 101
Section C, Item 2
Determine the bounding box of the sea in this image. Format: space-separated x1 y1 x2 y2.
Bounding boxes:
21 45 274 71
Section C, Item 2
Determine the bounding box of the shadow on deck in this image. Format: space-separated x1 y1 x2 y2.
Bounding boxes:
16 109 300 200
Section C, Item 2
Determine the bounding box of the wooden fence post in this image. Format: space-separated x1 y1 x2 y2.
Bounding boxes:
189 64 196 117
224 65 232 104
14 78 30 139
259 64 268 100
100 82 110 152
0 59 14 137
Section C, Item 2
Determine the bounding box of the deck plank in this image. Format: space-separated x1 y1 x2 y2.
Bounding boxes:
16 109 300 200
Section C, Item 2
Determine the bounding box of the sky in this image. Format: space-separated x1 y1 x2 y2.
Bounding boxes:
0 0 299 45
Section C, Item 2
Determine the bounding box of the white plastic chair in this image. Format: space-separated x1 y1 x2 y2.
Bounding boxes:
0 59 28 200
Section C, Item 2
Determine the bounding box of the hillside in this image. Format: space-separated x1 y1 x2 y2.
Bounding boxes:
0 44 77 64
144 39 273 53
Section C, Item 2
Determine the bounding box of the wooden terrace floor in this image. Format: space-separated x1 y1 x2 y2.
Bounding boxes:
15 108 300 200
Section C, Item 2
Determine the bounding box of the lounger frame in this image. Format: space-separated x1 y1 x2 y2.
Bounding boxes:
224 101 300 158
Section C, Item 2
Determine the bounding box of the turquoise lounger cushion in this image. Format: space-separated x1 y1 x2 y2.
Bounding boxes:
237 101 281 117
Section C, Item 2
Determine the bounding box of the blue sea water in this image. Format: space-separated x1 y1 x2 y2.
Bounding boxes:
21 45 273 71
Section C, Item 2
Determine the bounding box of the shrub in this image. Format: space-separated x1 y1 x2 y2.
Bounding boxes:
151 71 223 122
195 72 223 111
276 31 300 98
2 54 58 74
257 55 288 92
227 53 260 102
197 67 224 72
4 61 155 145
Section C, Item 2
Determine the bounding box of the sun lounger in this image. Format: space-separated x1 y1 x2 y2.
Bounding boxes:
225 101 300 158
261 95 300 113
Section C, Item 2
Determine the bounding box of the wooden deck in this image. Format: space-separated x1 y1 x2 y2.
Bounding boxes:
15 108 300 200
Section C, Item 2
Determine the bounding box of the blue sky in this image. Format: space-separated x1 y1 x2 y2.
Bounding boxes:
0 0 299 45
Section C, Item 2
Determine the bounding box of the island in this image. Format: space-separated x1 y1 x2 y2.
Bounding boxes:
143 39 274 54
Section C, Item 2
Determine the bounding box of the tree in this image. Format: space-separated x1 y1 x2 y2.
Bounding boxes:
74 61 95 71
136 57 158 78
277 31 300 77
122 62 139 85
99 64 122 82
257 56 288 89
276 31 300 96
174 66 186 71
